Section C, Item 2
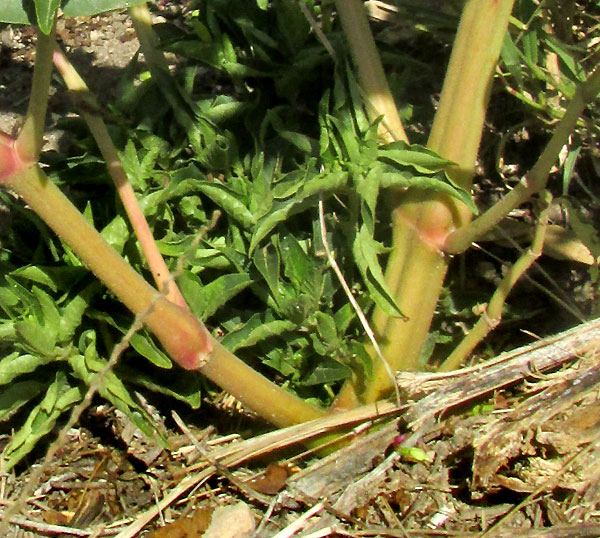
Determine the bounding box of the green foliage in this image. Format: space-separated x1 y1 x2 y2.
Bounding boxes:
502 0 599 133
0 0 146 29
1 1 468 465
4 0 596 467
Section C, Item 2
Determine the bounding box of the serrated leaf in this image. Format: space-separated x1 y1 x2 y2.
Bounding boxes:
355 166 382 216
315 311 339 347
253 245 281 298
32 286 60 347
250 172 347 254
279 235 312 290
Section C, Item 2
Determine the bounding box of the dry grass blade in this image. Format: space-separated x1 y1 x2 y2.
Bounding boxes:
397 317 600 430
114 400 403 537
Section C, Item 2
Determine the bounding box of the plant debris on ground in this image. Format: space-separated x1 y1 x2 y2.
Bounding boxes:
0 0 599 536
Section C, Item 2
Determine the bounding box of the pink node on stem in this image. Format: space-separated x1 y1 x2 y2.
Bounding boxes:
0 131 24 183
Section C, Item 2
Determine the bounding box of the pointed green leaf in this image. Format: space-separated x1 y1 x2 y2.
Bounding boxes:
220 313 296 353
129 332 173 368
15 318 56 356
379 142 454 173
34 0 60 34
0 352 55 385
0 381 45 421
302 358 352 385
197 183 255 229
2 373 81 470
253 245 281 298
180 271 253 319
353 224 403 317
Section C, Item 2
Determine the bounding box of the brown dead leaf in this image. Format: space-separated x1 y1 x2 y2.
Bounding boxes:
148 508 212 538
244 463 291 495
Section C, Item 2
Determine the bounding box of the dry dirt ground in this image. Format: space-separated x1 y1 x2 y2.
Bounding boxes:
1 5 600 538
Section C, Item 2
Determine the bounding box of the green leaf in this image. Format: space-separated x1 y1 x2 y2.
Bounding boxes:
501 32 524 87
220 313 296 352
197 183 255 229
378 142 453 174
0 0 145 24
0 381 45 422
355 166 382 216
179 271 253 319
562 144 582 195
62 0 147 17
120 367 203 409
101 215 129 254
301 358 352 386
0 1 35 24
58 282 98 342
32 286 60 345
314 312 339 347
0 352 54 385
1 372 81 470
253 245 282 298
544 35 586 83
353 224 404 317
15 318 56 356
129 332 173 368
70 340 165 443
33 0 60 34
279 235 312 290
380 172 478 214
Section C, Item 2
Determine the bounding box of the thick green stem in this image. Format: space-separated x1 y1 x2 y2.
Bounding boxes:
444 67 600 254
428 0 516 189
53 47 187 309
334 0 516 408
15 25 56 162
334 0 408 143
440 191 552 371
6 165 324 426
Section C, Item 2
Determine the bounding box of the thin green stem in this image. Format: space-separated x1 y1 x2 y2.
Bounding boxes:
129 3 170 72
15 25 56 162
334 0 408 143
439 191 552 372
443 67 600 254
6 165 324 426
52 46 187 309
